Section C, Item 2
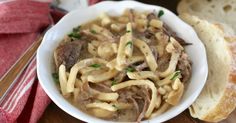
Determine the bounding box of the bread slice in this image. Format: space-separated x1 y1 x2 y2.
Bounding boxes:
179 13 236 122
177 0 236 34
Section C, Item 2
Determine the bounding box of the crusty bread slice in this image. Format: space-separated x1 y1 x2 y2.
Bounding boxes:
179 13 236 122
177 0 236 34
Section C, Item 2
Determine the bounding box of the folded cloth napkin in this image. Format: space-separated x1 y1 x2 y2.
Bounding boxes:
0 0 100 123
0 1 52 123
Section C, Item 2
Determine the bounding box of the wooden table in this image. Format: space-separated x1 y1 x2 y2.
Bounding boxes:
39 102 236 123
38 0 236 123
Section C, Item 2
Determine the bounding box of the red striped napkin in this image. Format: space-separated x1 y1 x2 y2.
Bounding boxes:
0 1 52 123
0 0 100 123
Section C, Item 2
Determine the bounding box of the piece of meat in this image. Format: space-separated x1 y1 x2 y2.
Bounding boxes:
136 98 148 123
163 24 192 46
54 40 84 70
135 99 145 120
128 9 135 22
135 62 148 71
177 52 192 83
150 46 158 61
142 87 151 103
157 53 171 72
163 24 175 38
118 89 140 115
128 96 140 116
136 87 150 105
118 90 132 103
114 71 126 83
89 83 112 93
174 36 192 46
78 82 94 101
134 31 151 44
117 87 151 122
134 30 157 46
144 30 155 39
147 12 157 21
135 87 150 122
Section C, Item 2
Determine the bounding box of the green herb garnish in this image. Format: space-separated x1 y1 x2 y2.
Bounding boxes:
112 104 118 109
158 10 164 18
111 80 117 86
68 32 81 39
170 71 181 80
52 73 59 84
73 25 81 32
90 29 97 34
126 30 131 33
89 64 101 68
125 67 135 72
126 41 133 47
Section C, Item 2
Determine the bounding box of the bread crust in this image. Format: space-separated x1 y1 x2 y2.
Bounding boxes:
177 0 189 15
177 0 236 34
179 13 236 122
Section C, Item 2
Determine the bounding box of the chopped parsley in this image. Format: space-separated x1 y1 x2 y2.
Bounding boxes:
89 64 101 68
68 25 82 40
170 71 181 80
72 25 81 32
52 73 59 84
111 80 117 86
68 32 81 39
126 41 133 47
125 67 135 72
126 30 131 33
158 10 164 18
90 29 97 34
112 104 118 109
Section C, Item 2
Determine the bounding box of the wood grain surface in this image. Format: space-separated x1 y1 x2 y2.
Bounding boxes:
38 0 236 123
39 103 199 123
39 102 236 123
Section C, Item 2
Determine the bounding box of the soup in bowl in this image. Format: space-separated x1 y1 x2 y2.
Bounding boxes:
37 1 208 123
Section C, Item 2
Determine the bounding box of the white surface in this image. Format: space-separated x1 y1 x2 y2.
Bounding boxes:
37 1 208 123
57 0 89 11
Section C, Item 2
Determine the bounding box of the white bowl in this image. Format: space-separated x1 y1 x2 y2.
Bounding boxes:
37 1 208 123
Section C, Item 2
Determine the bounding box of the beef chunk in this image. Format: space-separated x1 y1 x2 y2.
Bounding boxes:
54 40 84 70
177 52 192 83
